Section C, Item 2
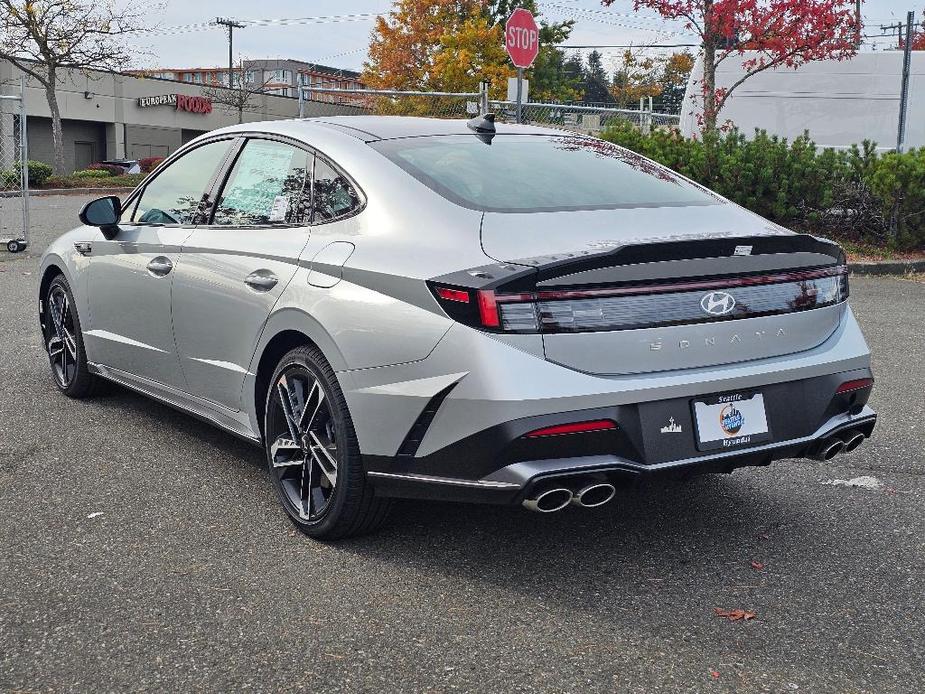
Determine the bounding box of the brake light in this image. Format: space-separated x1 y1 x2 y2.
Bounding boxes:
524 420 617 438
434 287 470 303
836 378 874 394
477 290 500 327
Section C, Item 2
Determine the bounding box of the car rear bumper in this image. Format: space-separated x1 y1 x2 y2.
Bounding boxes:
364 405 877 505
344 302 875 505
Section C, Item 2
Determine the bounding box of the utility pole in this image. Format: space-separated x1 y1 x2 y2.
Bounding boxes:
855 0 863 46
215 17 245 88
897 11 914 153
879 20 905 49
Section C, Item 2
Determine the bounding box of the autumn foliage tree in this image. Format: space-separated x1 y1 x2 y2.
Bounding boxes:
911 10 925 49
364 0 578 102
364 0 514 97
603 1 861 133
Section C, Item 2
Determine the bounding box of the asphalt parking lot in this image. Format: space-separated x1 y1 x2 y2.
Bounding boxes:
1 194 923 693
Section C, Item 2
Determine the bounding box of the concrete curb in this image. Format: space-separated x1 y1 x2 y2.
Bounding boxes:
849 260 925 276
26 187 136 197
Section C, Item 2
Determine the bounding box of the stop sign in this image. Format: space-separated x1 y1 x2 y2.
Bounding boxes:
505 8 540 69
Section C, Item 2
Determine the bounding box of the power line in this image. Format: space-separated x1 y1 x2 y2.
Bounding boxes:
561 43 698 49
134 12 383 37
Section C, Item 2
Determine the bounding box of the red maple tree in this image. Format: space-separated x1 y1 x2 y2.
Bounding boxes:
602 1 860 133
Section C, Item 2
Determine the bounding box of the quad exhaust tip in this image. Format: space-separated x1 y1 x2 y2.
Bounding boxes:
523 481 618 512
815 438 845 461
522 487 573 513
571 483 616 508
841 431 866 453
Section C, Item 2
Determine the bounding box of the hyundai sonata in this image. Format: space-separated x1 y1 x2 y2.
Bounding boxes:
39 115 876 538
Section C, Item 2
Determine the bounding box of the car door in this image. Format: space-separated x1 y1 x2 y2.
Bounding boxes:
84 138 234 389
170 137 317 411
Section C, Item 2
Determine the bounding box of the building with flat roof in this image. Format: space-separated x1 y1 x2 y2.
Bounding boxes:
127 60 364 98
0 59 364 173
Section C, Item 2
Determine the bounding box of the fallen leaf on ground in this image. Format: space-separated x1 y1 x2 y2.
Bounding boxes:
714 608 757 621
751 561 765 571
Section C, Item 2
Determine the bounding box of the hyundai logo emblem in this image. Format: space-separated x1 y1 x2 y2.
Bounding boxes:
700 291 737 316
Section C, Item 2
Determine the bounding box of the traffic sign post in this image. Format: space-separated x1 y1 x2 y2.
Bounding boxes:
505 8 539 124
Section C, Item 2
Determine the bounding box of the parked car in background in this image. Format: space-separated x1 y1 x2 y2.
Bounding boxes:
99 159 142 174
37 115 876 539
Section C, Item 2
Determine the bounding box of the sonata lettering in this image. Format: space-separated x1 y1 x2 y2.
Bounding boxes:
646 327 790 353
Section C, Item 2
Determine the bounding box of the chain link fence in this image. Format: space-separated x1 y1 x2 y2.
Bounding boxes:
299 87 679 136
300 88 479 120
0 79 30 253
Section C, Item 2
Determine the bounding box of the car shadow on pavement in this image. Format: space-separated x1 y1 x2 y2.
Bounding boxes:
336 473 808 618
86 382 264 468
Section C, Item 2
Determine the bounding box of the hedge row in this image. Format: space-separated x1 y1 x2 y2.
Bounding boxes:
42 173 148 189
0 160 53 187
600 123 925 250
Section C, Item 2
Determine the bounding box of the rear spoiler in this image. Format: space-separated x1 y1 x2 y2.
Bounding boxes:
432 234 845 292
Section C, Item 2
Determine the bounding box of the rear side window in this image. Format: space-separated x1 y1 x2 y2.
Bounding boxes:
133 140 231 224
313 157 362 223
371 134 718 213
212 140 311 226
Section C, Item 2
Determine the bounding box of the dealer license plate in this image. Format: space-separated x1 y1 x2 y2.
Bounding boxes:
692 392 770 451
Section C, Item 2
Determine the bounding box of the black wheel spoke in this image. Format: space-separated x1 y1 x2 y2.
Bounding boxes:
308 430 338 487
276 376 302 443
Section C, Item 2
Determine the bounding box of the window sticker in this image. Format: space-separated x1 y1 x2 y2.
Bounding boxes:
269 195 289 222
220 143 295 218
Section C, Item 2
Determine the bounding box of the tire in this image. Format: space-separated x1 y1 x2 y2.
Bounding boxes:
264 344 392 540
42 274 99 398
7 239 22 253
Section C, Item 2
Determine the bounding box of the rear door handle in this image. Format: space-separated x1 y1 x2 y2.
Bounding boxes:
244 270 279 292
147 256 173 277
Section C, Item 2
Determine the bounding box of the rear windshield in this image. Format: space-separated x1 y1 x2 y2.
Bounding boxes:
370 134 718 213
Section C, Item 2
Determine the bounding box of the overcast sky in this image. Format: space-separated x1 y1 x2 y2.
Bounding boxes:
127 1 922 75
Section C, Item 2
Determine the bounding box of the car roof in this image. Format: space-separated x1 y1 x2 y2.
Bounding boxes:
308 115 564 141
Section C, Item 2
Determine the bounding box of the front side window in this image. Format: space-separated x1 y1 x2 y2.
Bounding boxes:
133 140 232 225
212 139 311 226
313 158 362 223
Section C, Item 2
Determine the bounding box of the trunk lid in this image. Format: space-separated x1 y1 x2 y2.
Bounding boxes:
479 207 848 375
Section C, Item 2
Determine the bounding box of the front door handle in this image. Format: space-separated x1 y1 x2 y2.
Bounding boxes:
244 270 279 292
147 256 173 277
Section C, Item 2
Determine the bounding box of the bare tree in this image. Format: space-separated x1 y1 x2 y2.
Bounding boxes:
200 61 275 124
0 1 150 174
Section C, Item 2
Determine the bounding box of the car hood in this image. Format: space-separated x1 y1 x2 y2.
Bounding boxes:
479 202 792 263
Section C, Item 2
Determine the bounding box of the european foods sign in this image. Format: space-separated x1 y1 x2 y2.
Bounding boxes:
137 94 213 114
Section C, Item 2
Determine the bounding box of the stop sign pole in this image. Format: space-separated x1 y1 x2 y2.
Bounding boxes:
505 8 540 123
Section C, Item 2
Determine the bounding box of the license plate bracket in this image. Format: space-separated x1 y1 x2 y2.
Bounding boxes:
692 391 771 452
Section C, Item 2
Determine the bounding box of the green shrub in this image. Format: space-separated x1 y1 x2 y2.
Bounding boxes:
24 160 53 185
599 124 924 250
73 168 112 178
0 160 53 187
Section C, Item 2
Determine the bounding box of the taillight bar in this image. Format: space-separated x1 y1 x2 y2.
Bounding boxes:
430 264 848 334
503 265 848 303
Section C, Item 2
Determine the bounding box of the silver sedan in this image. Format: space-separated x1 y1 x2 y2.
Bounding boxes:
39 115 876 538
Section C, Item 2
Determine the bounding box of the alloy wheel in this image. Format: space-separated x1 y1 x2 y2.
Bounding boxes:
46 285 78 388
268 366 339 521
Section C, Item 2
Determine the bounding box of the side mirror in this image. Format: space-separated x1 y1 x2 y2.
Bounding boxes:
79 195 122 240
